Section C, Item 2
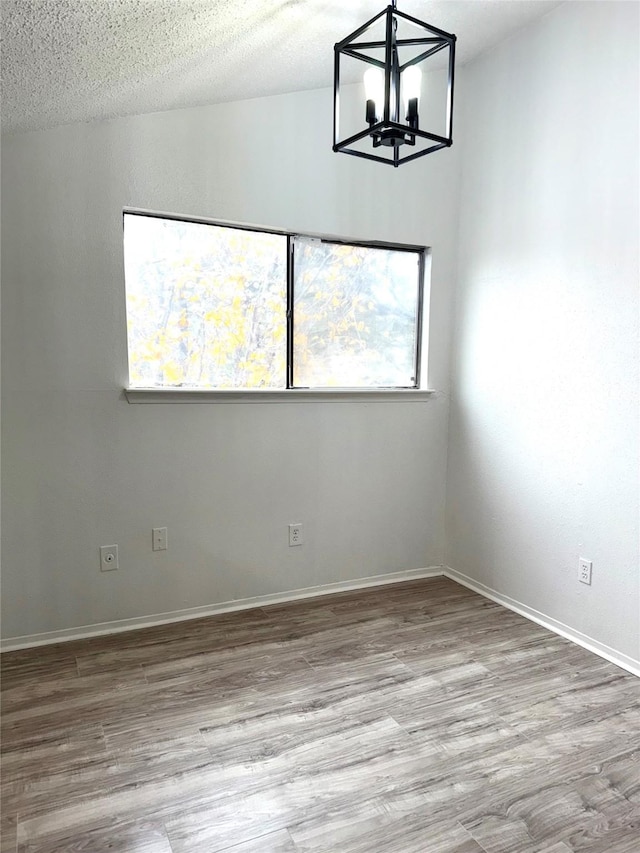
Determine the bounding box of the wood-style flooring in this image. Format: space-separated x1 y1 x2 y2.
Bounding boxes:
1 577 639 853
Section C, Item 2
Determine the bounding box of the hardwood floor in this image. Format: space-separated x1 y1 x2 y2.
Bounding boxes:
1 577 638 853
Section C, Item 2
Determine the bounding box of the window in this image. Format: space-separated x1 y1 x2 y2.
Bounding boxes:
123 212 426 393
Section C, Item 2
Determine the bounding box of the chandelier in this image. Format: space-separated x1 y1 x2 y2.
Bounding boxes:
333 0 456 167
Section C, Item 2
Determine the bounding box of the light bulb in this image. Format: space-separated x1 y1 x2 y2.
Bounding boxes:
364 67 384 121
402 65 422 114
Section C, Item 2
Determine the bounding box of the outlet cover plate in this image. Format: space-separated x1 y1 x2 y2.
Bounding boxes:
579 558 592 585
100 545 119 571
289 523 303 546
152 527 168 551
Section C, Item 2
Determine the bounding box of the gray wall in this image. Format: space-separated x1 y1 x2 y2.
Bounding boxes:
3 2 638 666
1 87 460 639
446 1 640 661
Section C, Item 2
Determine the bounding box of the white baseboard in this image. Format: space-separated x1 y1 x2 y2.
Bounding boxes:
3 565 638 679
443 566 640 678
0 566 444 652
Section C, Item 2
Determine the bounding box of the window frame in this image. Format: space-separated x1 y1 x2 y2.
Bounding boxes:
123 208 433 403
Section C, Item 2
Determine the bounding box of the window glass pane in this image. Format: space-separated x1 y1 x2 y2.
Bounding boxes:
124 215 287 389
293 238 421 388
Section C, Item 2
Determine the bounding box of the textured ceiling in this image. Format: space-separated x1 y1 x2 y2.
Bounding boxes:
1 0 562 134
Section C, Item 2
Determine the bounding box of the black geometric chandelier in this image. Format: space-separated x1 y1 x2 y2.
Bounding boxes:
333 0 456 167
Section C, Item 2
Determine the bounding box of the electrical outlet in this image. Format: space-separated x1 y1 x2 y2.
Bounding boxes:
100 545 119 571
152 527 168 551
578 558 592 585
289 523 303 547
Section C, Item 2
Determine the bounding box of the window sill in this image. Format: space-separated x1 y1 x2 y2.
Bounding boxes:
124 388 436 404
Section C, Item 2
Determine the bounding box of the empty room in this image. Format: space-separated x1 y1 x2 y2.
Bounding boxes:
1 1 639 852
